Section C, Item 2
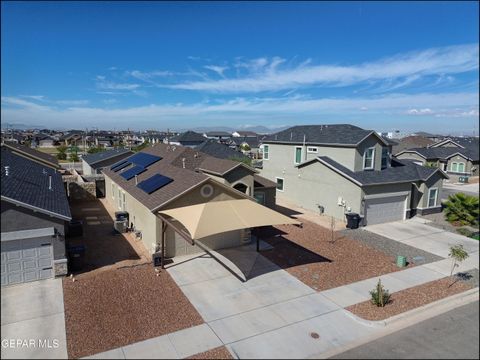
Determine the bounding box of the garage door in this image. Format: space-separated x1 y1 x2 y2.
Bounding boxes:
364 195 407 226
1 238 54 286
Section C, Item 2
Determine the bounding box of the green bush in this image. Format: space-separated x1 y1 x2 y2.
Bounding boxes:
87 146 105 154
370 279 391 307
457 228 473 237
444 193 479 226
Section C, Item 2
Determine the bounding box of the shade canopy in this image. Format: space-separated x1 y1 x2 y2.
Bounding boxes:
158 199 300 240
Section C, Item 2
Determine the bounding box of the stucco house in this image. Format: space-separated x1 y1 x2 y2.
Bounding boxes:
166 131 206 148
1 145 71 286
260 124 448 226
81 148 133 176
102 143 283 259
395 137 479 181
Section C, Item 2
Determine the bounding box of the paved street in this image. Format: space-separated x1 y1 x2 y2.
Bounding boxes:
441 182 479 201
332 301 480 359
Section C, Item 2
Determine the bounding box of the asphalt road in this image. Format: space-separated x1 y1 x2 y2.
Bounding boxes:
332 301 480 359
441 187 479 201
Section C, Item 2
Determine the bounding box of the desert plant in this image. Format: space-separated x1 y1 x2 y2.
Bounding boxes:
57 145 67 160
448 245 469 286
444 193 479 226
370 279 391 307
457 228 473 237
240 143 251 152
425 161 437 168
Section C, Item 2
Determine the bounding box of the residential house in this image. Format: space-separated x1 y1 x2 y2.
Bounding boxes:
203 131 232 141
232 131 258 137
1 145 71 286
260 124 448 225
81 148 133 176
391 135 436 154
195 140 250 162
394 137 479 180
103 144 290 258
166 131 206 148
2 142 60 169
60 131 84 147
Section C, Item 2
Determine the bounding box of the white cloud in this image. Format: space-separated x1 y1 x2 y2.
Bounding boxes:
164 44 478 93
20 95 45 101
95 76 140 91
103 99 118 104
126 70 173 81
204 65 229 77
55 100 89 106
407 108 433 115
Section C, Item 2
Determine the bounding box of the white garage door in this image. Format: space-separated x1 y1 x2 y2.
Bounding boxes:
1 238 54 286
364 195 407 226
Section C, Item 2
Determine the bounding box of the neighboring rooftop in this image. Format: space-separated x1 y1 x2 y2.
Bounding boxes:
298 155 447 186
205 131 232 137
82 148 133 166
263 124 385 146
2 142 60 169
1 146 71 220
195 140 249 161
169 131 206 143
392 136 436 154
396 146 479 161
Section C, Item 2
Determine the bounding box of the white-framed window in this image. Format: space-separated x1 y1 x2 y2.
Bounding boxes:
276 177 284 192
294 146 303 164
381 148 389 169
111 183 115 200
118 189 122 209
428 188 438 208
363 147 375 170
451 162 465 173
307 147 318 154
122 192 126 210
263 145 269 160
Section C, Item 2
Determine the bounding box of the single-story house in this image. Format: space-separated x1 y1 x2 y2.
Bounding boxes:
102 143 292 260
1 145 71 286
81 148 133 176
2 142 60 169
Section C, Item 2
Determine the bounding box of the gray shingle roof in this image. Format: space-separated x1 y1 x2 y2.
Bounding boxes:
398 147 479 161
169 131 206 143
1 146 71 220
2 142 60 168
82 148 133 166
195 140 249 161
263 124 384 146
302 156 447 186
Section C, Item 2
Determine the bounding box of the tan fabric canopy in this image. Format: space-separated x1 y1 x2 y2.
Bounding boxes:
158 199 300 240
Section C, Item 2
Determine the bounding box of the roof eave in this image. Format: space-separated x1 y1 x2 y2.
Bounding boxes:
1 195 71 221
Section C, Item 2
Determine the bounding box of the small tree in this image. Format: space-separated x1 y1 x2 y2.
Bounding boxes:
444 193 479 226
57 145 67 160
370 279 391 307
240 143 251 152
448 244 469 286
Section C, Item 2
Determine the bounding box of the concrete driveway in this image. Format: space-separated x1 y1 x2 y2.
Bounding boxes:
1 279 67 359
167 242 381 358
364 218 479 258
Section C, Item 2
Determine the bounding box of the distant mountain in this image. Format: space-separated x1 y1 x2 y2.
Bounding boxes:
184 125 289 135
1 123 47 130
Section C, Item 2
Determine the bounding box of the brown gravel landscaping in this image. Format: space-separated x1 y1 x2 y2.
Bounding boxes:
346 276 473 321
255 220 411 291
186 346 234 359
63 264 203 359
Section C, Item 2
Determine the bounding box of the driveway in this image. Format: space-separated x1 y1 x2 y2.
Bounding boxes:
167 242 382 358
1 279 67 359
364 218 479 259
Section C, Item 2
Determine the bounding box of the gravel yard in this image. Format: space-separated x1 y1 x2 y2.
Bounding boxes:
63 264 203 359
186 346 233 359
346 271 476 321
256 220 408 291
340 228 444 265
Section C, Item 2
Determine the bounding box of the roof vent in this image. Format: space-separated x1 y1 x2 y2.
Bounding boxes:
48 175 52 190
182 158 186 168
4 166 10 176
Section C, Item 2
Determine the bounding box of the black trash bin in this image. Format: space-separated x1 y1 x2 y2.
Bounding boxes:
115 211 129 222
345 212 361 229
67 245 86 271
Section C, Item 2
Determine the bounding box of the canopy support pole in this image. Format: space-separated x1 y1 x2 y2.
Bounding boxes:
256 234 259 252
161 220 166 269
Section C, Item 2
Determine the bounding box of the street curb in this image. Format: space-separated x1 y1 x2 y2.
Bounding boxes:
318 287 479 359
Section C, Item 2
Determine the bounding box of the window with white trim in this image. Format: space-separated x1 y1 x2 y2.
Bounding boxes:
458 162 465 173
381 148 389 169
451 162 465 173
363 147 375 169
111 183 115 200
276 177 284 191
428 188 438 208
263 145 269 160
122 192 126 211
294 146 302 164
307 147 318 154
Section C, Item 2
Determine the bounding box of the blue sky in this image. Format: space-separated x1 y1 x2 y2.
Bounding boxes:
1 1 479 133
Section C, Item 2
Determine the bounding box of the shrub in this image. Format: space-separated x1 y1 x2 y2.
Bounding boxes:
87 146 105 154
448 245 469 286
370 279 391 307
444 193 479 226
457 228 473 237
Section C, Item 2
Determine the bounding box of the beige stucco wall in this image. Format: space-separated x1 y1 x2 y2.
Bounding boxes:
418 173 444 209
446 155 472 175
82 159 94 176
223 166 255 196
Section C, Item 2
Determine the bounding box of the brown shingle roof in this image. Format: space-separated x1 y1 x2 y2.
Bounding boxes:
254 174 277 188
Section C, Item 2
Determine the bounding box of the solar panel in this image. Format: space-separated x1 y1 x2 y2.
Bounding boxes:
111 161 131 172
128 153 162 168
120 165 146 180
137 174 173 194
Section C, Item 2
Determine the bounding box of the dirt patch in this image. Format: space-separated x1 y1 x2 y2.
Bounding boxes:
346 276 473 321
256 220 410 291
63 264 203 358
186 346 233 359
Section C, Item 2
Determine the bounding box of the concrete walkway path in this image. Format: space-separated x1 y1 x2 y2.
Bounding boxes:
85 224 479 359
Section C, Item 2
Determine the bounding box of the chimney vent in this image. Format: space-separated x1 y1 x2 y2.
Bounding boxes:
48 175 52 190
4 166 10 176
182 158 186 168
135 174 138 185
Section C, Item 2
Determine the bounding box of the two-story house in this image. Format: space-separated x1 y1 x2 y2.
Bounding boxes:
394 137 479 181
260 124 448 225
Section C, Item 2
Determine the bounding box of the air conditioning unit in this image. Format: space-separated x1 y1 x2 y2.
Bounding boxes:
114 219 128 233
